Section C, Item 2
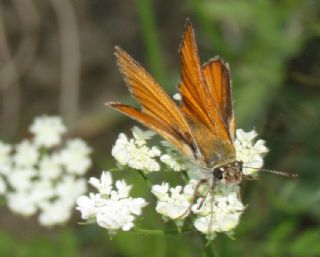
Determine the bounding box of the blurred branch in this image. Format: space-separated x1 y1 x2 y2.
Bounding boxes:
0 3 21 136
290 72 320 88
11 0 40 76
135 0 167 85
49 0 80 125
0 0 39 87
68 97 132 139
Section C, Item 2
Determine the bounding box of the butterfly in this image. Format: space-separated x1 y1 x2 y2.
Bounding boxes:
106 20 296 186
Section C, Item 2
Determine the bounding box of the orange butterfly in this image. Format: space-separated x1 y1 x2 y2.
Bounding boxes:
106 20 295 185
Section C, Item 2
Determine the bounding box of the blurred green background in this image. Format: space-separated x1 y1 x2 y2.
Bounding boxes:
0 0 320 256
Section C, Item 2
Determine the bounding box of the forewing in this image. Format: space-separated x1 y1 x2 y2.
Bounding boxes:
107 103 195 157
178 20 235 165
202 58 236 140
106 47 199 159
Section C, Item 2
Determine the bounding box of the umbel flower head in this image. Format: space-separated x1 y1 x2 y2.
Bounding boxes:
76 171 147 234
77 127 268 240
29 115 67 148
112 127 161 172
0 115 92 226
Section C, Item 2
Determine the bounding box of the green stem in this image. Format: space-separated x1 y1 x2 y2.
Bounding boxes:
109 166 153 188
200 234 217 257
133 227 193 236
0 197 6 206
182 170 190 182
137 170 153 188
135 0 166 85
108 167 122 172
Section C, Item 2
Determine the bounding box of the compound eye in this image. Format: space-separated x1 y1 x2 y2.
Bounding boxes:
213 168 223 180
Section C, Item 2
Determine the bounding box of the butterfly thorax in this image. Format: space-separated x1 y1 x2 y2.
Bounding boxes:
212 160 243 186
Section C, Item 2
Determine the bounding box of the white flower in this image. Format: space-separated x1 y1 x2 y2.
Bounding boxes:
96 199 135 231
111 180 132 200
76 193 106 220
215 211 241 232
132 126 155 146
89 171 113 195
160 154 185 172
235 129 269 175
95 197 147 232
39 155 62 179
173 93 182 101
151 182 169 201
7 191 37 216
7 167 36 191
13 140 39 168
152 181 196 222
193 216 217 239
29 179 55 203
55 176 87 205
128 198 147 215
193 210 241 238
58 139 92 175
38 199 72 226
111 134 130 165
112 129 161 172
192 185 245 238
160 140 189 172
76 171 147 233
0 115 92 227
0 141 12 175
148 146 161 158
29 115 66 148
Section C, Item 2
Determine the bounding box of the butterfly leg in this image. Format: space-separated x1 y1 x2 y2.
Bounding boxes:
207 175 217 234
195 190 209 210
176 178 208 219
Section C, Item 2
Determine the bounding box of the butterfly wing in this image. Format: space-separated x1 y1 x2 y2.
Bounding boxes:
178 20 236 166
202 58 236 140
106 47 200 159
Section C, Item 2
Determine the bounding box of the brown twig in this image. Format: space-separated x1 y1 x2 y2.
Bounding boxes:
0 4 21 136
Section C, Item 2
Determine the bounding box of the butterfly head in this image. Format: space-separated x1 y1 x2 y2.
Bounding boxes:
212 161 243 186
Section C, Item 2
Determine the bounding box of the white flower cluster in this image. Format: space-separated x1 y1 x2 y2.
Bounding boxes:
235 129 269 176
151 181 244 240
76 171 147 235
29 116 67 147
0 142 12 194
78 127 268 240
192 185 244 240
151 180 197 223
112 127 191 173
0 115 92 226
112 127 161 172
160 141 187 172
150 128 268 239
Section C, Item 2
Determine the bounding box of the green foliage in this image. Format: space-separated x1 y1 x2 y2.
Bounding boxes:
0 230 77 257
186 0 316 127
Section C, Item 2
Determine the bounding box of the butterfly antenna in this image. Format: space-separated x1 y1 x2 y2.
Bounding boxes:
243 166 298 179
